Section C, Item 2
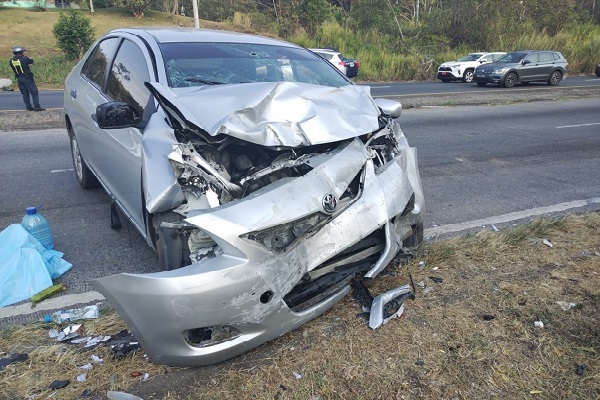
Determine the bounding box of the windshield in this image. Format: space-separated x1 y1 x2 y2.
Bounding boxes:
160 42 351 88
496 52 527 63
458 54 482 62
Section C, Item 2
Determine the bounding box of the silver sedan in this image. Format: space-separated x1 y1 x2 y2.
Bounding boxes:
63 27 425 367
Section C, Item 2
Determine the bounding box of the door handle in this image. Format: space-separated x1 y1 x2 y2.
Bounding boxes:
70 90 77 99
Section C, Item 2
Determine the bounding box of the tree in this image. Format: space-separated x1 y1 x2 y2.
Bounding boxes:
298 0 332 36
52 10 95 60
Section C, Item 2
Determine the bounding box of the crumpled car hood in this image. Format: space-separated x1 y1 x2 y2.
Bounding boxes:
146 81 381 147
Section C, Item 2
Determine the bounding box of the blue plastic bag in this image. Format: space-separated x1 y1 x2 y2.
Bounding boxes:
0 224 72 307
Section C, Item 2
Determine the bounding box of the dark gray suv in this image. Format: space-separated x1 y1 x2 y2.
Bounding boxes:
473 50 568 88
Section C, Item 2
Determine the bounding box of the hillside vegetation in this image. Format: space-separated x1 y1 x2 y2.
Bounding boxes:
1 0 599 88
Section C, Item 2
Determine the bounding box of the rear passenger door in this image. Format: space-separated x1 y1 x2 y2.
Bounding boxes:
536 52 556 78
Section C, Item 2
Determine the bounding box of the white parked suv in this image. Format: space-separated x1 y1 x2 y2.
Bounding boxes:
309 48 359 78
437 52 505 83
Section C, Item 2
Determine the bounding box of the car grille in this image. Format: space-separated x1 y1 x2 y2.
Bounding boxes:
438 67 452 72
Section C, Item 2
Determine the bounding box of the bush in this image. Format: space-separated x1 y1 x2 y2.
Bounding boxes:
52 10 95 60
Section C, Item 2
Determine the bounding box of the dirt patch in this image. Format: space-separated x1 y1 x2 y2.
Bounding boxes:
0 109 64 132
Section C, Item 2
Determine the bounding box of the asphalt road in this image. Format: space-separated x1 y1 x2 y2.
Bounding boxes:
0 75 599 110
1 98 599 323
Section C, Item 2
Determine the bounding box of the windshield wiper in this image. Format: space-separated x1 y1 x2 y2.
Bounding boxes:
184 78 226 85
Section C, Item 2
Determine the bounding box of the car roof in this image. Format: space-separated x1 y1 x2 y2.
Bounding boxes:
108 27 299 48
309 48 340 54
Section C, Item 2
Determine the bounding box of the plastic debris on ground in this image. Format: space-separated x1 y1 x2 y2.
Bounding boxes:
542 239 553 248
47 379 69 390
45 305 99 323
491 224 500 232
534 321 544 328
418 260 425 269
293 372 302 379
91 354 104 364
556 301 577 311
0 353 28 370
77 373 87 382
482 314 496 321
429 276 443 283
107 391 145 400
576 364 586 375
0 224 72 307
79 363 93 370
55 324 82 342
31 283 66 307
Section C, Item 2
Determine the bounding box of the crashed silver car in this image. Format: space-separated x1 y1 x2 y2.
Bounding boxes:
63 28 424 367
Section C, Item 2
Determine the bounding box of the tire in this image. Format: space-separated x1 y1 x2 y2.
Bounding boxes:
69 129 99 189
503 72 517 88
547 70 562 86
595 64 600 78
462 69 474 83
476 82 487 87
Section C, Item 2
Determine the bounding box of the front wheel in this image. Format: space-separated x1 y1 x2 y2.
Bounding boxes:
462 69 474 83
69 132 99 189
547 70 562 86
503 72 517 88
476 82 487 87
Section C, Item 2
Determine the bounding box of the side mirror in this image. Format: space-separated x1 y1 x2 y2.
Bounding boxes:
522 59 531 65
95 102 141 129
374 98 402 119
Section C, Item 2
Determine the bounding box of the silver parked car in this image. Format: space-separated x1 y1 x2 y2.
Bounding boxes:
63 28 424 367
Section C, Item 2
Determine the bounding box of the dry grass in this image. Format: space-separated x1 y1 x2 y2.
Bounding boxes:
1 213 599 399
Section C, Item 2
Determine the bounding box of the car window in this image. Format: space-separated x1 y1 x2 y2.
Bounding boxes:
524 54 538 63
553 53 562 61
106 39 152 115
538 52 553 62
316 52 334 61
160 42 350 88
82 37 121 89
497 52 527 63
492 53 504 61
458 54 481 62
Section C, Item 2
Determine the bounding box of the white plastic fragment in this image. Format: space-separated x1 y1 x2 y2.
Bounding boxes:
56 324 81 341
76 373 87 382
293 372 302 379
491 224 499 232
107 391 144 400
556 301 577 311
48 329 59 339
79 363 93 370
432 267 439 271
534 321 544 328
418 260 425 269
91 354 104 364
423 287 433 294
143 373 150 381
416 281 425 288
542 239 553 248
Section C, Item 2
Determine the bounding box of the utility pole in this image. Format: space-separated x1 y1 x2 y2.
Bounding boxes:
192 0 199 28
415 0 419 22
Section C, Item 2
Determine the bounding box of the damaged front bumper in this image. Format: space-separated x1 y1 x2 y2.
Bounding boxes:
93 125 423 367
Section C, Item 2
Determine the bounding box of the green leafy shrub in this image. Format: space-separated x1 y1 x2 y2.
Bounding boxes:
52 10 95 60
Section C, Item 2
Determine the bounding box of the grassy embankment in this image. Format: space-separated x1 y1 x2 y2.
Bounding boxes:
1 8 600 89
1 213 599 399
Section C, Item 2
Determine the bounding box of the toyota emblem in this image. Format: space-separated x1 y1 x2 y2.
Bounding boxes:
322 193 337 213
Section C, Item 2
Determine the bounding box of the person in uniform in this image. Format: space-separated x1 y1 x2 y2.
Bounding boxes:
9 46 45 111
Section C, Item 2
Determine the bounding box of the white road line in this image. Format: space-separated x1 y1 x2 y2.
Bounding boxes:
51 168 74 173
425 196 600 237
556 122 600 129
0 291 105 319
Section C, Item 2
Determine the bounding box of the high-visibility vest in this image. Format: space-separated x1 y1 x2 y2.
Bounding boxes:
11 58 25 74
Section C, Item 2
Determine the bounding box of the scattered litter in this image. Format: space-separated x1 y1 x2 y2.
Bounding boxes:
108 330 141 358
130 371 143 378
79 363 93 370
91 355 104 364
432 267 439 271
71 335 112 348
416 280 425 288
81 389 92 397
47 380 69 390
56 324 82 342
77 373 87 382
534 321 544 328
491 224 499 232
107 391 144 400
48 329 59 339
415 359 425 366
279 384 288 391
423 287 433 294
482 314 496 321
293 372 302 379
556 301 577 311
418 260 425 269
529 390 542 394
0 353 28 370
429 276 443 283
576 364 586 376
31 284 67 308
47 305 99 323
143 373 150 381
542 239 553 248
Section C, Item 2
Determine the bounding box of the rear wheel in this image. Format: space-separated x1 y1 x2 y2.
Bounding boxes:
462 69 474 83
68 127 99 189
503 72 517 88
476 82 487 87
547 70 562 86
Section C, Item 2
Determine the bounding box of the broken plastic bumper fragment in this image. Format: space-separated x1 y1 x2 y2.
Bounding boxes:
368 284 414 329
92 131 423 367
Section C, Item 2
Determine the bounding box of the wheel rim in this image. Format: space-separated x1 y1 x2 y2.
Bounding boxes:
464 71 473 82
506 73 516 87
551 71 561 84
71 136 83 181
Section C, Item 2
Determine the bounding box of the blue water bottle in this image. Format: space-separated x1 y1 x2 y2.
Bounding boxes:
21 206 54 249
